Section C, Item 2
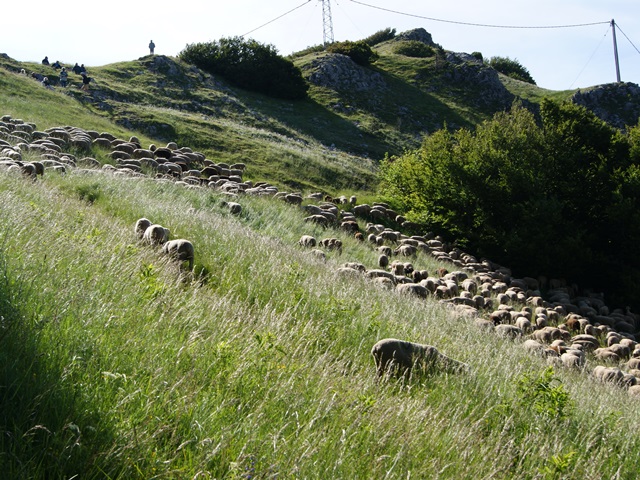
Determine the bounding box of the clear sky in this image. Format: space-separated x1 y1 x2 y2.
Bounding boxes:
2 0 639 91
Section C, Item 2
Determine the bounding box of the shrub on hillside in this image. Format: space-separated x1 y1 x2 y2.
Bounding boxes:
289 44 325 59
380 100 640 308
487 56 536 85
327 40 378 66
179 37 308 100
393 41 436 58
363 28 397 46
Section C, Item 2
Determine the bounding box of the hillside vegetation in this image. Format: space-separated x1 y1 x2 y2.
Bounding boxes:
0 28 583 194
2 28 640 478
1 141 640 478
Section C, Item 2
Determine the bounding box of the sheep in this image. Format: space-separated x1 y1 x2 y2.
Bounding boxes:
221 201 242 215
495 324 523 338
378 254 389 268
560 352 584 368
284 193 303 205
298 235 317 248
319 238 342 252
134 218 152 239
395 244 416 257
162 239 195 270
390 261 405 276
304 215 330 227
371 338 468 379
396 283 428 298
310 249 326 262
143 224 170 246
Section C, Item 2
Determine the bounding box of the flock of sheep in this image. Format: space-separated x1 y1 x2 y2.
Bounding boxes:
2 113 640 395
296 202 640 395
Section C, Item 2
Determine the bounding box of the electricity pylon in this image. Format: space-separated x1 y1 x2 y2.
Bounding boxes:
321 0 334 45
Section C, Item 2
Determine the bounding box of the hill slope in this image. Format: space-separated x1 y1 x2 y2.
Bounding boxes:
0 117 640 477
2 34 640 476
3 29 639 199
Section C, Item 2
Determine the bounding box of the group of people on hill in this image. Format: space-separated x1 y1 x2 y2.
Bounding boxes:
37 56 93 91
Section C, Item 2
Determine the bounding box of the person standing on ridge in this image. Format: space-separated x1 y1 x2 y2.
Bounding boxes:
149 40 155 55
59 67 68 87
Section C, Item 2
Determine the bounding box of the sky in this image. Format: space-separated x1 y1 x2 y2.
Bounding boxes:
2 0 639 91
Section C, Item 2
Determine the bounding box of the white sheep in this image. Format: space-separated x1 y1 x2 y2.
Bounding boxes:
298 235 317 248
143 224 170 246
134 218 152 239
162 239 195 270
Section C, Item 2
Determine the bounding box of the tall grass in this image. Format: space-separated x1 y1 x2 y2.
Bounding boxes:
0 170 639 478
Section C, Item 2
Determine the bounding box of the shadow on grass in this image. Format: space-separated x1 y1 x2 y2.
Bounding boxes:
0 251 122 479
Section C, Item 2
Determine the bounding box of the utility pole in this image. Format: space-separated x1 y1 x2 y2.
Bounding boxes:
321 0 334 46
611 19 621 83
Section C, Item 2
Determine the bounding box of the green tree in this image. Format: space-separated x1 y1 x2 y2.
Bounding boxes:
380 100 640 307
179 37 308 100
487 56 536 85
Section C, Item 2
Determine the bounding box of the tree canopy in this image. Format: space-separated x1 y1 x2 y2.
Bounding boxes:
380 100 640 307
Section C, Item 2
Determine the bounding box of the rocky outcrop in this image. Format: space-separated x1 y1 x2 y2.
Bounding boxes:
571 82 640 130
394 28 437 47
302 53 387 93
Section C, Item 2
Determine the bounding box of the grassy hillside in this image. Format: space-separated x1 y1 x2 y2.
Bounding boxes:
0 55 378 196
2 35 640 478
1 34 583 198
1 149 640 478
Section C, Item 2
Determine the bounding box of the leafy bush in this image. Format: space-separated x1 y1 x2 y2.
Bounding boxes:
517 367 573 420
379 100 640 307
363 28 396 46
289 44 325 59
327 40 379 66
393 41 435 58
487 56 536 85
179 37 308 100
471 51 483 62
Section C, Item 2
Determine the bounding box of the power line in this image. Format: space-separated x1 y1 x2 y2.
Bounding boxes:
570 25 611 89
616 23 640 56
241 1 312 38
349 0 610 29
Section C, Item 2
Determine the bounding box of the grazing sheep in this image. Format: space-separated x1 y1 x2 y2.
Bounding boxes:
319 238 342 252
378 254 389 268
495 324 523 338
593 366 626 385
390 261 405 276
396 283 428 298
310 249 326 262
162 239 195 270
304 215 330 227
395 244 417 257
371 338 468 379
561 352 584 368
221 201 242 215
298 235 317 248
134 218 152 239
342 262 366 272
515 317 533 334
143 224 170 246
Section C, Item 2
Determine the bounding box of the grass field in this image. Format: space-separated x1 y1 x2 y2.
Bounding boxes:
0 166 639 478
1 40 637 479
